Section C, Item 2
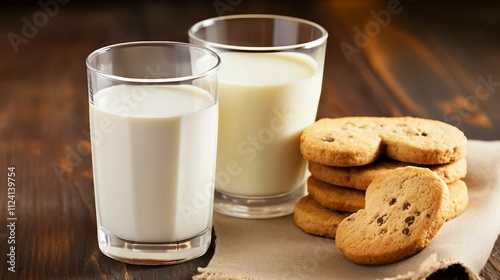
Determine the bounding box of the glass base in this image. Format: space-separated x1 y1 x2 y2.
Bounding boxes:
97 227 211 265
214 183 306 219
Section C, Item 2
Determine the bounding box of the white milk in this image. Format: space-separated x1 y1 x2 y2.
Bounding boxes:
215 52 322 196
90 84 217 242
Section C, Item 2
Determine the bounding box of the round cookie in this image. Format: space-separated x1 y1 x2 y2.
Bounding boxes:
447 180 469 221
307 176 365 212
308 158 467 191
300 117 467 166
335 166 450 265
293 195 351 238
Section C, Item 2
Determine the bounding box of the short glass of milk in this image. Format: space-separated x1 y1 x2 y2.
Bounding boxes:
86 41 220 264
189 15 328 218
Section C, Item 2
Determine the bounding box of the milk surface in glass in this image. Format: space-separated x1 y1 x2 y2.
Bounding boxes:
90 84 217 242
216 52 322 197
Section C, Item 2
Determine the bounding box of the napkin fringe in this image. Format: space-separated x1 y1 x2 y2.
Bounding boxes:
193 271 255 280
193 254 481 280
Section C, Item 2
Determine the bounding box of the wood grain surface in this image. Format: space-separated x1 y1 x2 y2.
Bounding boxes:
0 0 499 279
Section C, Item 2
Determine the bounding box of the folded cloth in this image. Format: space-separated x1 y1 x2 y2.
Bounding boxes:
194 140 500 280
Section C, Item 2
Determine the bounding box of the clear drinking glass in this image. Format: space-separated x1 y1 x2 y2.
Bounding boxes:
189 15 328 218
86 41 220 264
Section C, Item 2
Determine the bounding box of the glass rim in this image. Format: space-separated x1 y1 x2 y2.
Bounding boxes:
85 41 221 84
188 14 328 52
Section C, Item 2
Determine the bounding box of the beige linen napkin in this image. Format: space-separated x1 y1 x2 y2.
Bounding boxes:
195 140 500 280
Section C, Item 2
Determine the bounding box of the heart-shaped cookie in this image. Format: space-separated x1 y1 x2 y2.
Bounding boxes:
335 166 450 265
300 117 467 166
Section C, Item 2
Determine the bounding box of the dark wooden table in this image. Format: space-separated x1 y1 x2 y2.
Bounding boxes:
1 0 499 279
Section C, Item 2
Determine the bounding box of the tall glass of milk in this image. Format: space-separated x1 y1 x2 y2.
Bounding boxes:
86 42 220 264
189 15 327 218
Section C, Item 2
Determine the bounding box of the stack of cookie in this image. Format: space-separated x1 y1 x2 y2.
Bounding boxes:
294 117 468 240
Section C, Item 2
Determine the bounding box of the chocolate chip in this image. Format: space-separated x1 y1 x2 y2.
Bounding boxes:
389 198 397 205
322 136 334 142
403 203 411 210
405 216 415 226
422 132 428 137
377 215 387 226
402 228 410 235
